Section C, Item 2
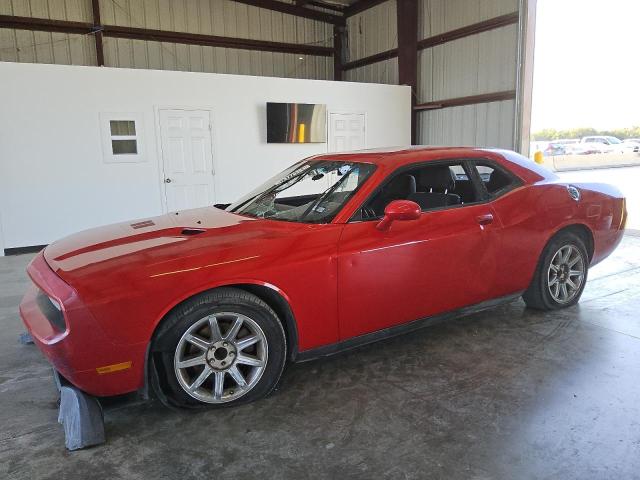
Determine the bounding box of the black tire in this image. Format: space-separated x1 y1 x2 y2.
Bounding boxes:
522 231 589 310
150 287 287 409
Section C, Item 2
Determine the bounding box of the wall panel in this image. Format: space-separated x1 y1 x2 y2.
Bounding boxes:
418 0 518 38
417 24 517 102
346 0 396 62
418 99 515 149
343 0 397 84
0 0 96 65
416 0 519 148
345 57 397 85
97 0 332 77
0 0 333 78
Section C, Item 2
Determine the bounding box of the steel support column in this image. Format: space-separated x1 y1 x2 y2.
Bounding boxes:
397 0 418 144
333 25 346 81
91 0 104 66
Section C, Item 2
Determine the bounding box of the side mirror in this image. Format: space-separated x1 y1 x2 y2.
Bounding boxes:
376 200 421 231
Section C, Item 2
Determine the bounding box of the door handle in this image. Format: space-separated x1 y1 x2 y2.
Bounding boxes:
165 178 172 183
476 213 494 226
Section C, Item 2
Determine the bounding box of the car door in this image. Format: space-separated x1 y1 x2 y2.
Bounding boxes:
469 160 536 297
337 161 500 340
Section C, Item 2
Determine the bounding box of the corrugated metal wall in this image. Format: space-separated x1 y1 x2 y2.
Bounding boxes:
344 0 519 149
0 0 96 66
417 25 517 102
344 0 397 85
345 57 398 85
419 0 517 37
417 99 515 147
0 0 333 79
417 0 518 148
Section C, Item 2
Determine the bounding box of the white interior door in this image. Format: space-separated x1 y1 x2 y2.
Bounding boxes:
328 113 365 152
159 109 215 212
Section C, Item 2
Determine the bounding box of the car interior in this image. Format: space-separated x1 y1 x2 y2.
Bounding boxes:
361 162 515 220
479 165 513 195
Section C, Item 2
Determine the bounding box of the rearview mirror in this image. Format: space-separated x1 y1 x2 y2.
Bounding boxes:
376 200 421 231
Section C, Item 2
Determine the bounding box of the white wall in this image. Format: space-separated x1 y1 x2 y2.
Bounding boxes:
0 62 411 251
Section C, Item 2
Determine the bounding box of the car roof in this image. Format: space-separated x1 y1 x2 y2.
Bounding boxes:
311 145 508 167
311 145 555 184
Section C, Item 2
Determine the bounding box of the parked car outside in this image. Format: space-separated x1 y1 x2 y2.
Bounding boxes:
567 143 603 155
581 136 637 153
542 139 592 156
544 142 570 156
622 139 640 153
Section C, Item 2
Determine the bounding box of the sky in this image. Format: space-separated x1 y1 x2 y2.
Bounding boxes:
530 0 640 131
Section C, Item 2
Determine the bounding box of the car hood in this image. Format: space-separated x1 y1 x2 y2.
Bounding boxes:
43 206 301 284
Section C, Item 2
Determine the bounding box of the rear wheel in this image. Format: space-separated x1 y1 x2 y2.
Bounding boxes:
150 288 287 408
523 231 589 310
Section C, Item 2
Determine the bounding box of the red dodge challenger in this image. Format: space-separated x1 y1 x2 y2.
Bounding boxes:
20 147 626 408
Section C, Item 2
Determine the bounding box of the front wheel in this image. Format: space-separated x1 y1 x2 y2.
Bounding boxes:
150 288 287 408
523 231 589 310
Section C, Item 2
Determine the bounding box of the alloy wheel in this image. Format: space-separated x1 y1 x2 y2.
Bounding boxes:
547 244 585 304
174 312 268 404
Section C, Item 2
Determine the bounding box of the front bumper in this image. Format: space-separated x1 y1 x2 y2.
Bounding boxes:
19 252 146 397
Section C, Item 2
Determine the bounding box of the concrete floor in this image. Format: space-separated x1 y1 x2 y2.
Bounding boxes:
2 237 640 480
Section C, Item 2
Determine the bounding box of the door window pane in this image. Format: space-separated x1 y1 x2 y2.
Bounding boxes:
362 162 476 219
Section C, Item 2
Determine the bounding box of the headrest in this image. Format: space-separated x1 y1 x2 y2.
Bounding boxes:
385 174 417 198
487 169 510 192
418 166 455 191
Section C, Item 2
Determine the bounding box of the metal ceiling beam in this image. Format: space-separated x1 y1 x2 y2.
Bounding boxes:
344 0 389 18
228 0 345 25
308 1 346 13
103 25 334 56
341 48 397 71
414 90 517 111
0 15 334 57
417 12 519 50
0 15 93 35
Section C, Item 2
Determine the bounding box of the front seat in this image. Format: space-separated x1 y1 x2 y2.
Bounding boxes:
486 168 511 194
408 166 461 210
369 174 417 216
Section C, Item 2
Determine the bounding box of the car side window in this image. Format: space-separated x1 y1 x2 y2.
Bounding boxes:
358 162 481 220
474 163 519 197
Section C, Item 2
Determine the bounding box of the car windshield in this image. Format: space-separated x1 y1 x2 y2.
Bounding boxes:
607 136 622 144
226 160 376 223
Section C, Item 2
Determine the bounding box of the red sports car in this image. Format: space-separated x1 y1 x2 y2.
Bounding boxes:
20 147 626 408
